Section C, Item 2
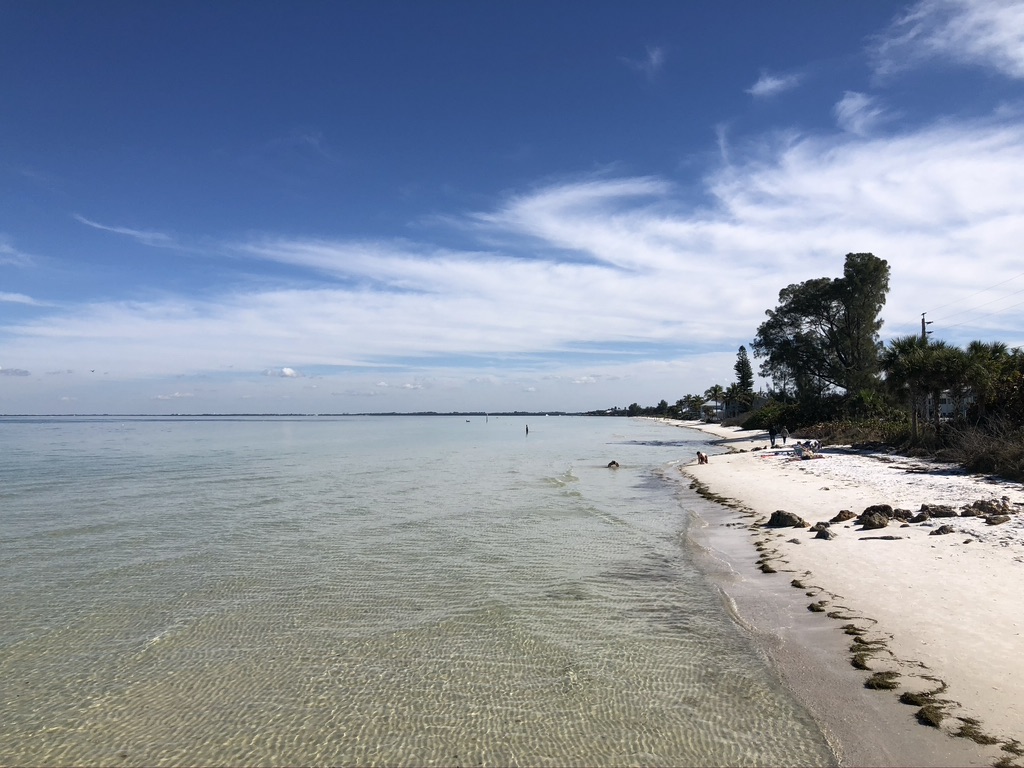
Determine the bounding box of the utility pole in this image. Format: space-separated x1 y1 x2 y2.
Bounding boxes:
921 313 933 342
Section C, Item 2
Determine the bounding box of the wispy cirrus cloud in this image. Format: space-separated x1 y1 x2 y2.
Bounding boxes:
1 292 45 306
153 391 193 400
621 45 666 79
0 238 35 267
873 0 1024 79
834 92 888 136
746 71 802 98
73 214 177 248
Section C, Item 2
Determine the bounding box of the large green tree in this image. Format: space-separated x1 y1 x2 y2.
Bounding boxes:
752 253 890 400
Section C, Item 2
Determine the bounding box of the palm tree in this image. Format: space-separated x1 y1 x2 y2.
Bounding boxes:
704 384 725 420
965 340 1009 423
920 341 968 430
723 384 741 418
881 335 929 440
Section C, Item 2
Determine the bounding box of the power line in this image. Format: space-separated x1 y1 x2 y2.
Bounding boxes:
932 282 1024 325
938 295 1024 332
925 269 1024 317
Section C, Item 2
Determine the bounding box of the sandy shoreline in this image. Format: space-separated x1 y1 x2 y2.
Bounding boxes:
664 419 1024 767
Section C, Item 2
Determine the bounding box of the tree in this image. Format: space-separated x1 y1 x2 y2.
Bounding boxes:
704 384 724 408
752 253 890 400
965 340 1009 423
723 383 745 417
881 334 929 440
734 346 754 400
704 384 725 420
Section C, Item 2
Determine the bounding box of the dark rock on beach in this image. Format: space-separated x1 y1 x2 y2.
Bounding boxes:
815 527 838 540
766 510 808 528
920 504 957 518
930 525 956 536
831 510 857 523
910 510 931 524
986 514 1011 526
963 498 1011 516
862 504 894 518
860 512 889 530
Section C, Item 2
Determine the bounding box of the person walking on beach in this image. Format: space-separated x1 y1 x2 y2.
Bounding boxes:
768 425 777 448
780 426 789 445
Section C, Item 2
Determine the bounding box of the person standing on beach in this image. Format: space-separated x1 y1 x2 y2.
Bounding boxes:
781 426 789 445
768 425 777 448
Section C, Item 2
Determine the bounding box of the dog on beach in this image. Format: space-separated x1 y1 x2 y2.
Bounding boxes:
696 451 709 465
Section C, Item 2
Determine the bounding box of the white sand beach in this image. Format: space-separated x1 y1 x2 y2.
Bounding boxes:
672 420 1024 767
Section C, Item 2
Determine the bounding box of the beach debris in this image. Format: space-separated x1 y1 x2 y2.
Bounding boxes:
766 509 808 528
930 525 956 535
830 509 857 523
865 670 901 690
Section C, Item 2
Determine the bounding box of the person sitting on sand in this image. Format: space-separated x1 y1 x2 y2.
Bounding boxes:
697 451 709 465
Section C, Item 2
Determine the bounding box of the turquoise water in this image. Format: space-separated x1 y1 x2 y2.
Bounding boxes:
0 415 833 766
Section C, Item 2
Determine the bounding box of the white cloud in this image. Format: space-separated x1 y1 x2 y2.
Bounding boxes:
746 71 802 98
0 238 34 267
834 92 887 136
264 367 300 378
873 0 1024 79
0 292 45 306
153 391 194 400
73 214 177 248
621 45 666 79
4 114 1024 412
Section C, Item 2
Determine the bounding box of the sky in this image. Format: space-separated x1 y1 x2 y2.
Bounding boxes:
3 0 1024 415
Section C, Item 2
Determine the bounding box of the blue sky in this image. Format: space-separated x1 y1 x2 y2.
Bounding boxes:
3 0 1024 414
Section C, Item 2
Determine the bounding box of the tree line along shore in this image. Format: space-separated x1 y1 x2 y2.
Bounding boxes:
597 253 1024 482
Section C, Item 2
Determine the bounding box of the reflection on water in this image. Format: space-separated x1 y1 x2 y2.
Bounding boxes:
0 416 834 766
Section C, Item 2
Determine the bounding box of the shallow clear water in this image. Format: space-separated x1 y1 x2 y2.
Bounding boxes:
0 415 833 766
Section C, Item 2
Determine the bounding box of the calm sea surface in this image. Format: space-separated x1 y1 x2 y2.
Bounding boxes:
0 415 833 766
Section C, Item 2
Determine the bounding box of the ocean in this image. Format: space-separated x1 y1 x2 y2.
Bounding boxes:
0 415 833 766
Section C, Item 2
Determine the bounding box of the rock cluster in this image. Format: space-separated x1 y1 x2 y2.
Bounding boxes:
803 498 1018 539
